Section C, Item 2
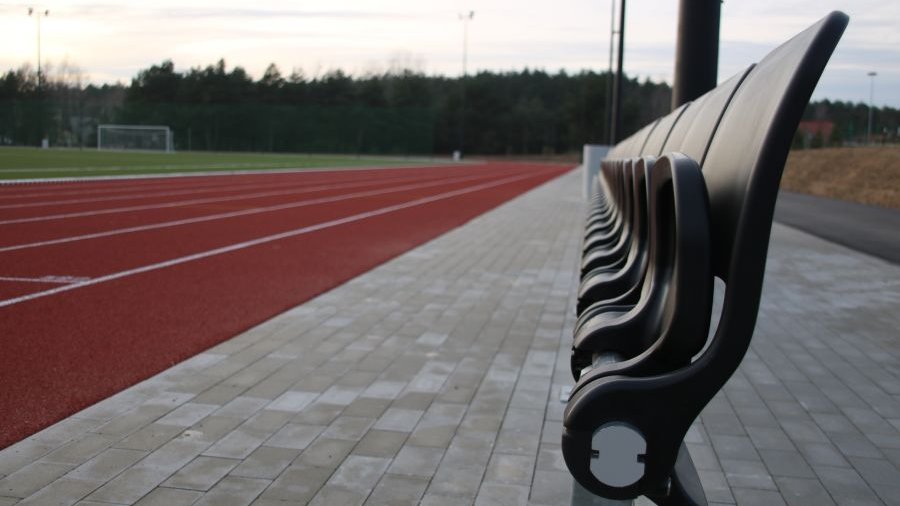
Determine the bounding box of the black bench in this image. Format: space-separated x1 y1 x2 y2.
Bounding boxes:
561 12 848 505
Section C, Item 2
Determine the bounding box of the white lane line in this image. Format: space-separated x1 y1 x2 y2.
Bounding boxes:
0 171 542 309
0 275 90 284
0 161 451 187
0 173 273 201
0 170 509 253
0 167 434 210
0 170 466 226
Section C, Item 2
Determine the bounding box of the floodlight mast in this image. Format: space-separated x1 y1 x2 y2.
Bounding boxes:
867 71 877 145
458 10 474 159
27 7 49 89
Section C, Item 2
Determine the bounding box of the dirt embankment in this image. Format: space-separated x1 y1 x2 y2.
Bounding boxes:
781 146 900 210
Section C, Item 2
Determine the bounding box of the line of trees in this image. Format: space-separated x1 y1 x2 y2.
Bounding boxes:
0 59 671 155
1 59 896 154
798 100 900 148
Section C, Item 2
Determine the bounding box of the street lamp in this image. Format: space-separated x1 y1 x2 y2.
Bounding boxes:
27 7 49 89
457 10 474 160
867 71 877 145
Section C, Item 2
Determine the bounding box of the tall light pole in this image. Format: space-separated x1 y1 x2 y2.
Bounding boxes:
609 0 625 144
867 71 877 145
457 10 474 159
27 7 50 89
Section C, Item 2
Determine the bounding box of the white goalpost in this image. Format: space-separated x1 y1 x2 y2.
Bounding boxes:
97 124 173 153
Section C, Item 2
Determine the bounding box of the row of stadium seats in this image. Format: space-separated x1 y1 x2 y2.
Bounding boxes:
560 12 848 505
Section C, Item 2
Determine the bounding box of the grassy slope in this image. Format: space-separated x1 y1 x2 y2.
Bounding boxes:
0 147 414 180
782 146 900 210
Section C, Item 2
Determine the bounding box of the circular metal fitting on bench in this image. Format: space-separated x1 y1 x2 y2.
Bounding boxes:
590 422 646 487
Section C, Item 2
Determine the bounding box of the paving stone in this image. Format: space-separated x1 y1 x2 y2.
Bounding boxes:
266 391 319 413
193 476 270 506
393 392 437 410
758 449 815 479
712 435 761 461
745 426 795 451
427 464 485 499
213 397 271 420
114 423 184 452
699 470 736 504
156 403 221 427
813 466 882 503
536 445 567 473
721 459 777 491
327 455 391 492
796 442 849 467
353 430 409 459
366 474 429 505
162 456 239 490
90 405 171 438
299 438 357 468
731 487 787 506
529 470 574 505
230 446 299 479
264 423 325 450
39 433 116 467
774 477 835 506
363 381 408 400
341 398 392 418
309 486 368 506
475 482 529 506
66 447 148 482
485 453 535 485
388 446 444 477
16 477 99 506
290 402 344 425
322 416 376 441
86 466 172 504
260 464 332 503
373 408 424 432
848 456 900 487
133 486 204 506
0 461 73 498
0 439 55 477
828 433 883 458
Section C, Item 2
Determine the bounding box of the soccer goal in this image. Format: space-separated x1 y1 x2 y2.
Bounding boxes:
97 124 173 152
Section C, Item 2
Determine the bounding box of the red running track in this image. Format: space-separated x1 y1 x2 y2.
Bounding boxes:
0 162 571 449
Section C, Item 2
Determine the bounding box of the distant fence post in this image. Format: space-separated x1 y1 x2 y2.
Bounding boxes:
583 144 610 200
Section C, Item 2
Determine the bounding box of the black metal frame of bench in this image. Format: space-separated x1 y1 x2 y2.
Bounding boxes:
561 11 848 505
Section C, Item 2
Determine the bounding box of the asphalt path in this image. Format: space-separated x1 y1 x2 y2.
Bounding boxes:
775 190 900 264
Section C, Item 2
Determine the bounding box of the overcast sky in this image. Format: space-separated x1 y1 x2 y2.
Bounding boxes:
2 0 898 106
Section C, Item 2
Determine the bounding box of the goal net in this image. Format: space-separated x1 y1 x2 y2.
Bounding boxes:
97 124 173 152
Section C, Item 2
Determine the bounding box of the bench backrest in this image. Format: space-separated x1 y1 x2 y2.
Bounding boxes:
663 67 754 163
563 12 848 502
674 10 850 405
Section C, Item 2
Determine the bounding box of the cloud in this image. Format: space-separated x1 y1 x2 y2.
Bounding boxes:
0 0 897 106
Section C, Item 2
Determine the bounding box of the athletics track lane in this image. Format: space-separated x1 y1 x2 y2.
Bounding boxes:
0 162 572 449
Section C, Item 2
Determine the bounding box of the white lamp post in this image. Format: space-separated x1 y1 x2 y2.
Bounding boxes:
457 11 474 159
866 71 877 145
27 7 50 88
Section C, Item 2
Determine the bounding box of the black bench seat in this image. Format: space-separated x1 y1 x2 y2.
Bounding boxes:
561 11 848 505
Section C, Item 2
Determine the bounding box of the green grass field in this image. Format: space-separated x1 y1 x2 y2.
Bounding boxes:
0 147 418 180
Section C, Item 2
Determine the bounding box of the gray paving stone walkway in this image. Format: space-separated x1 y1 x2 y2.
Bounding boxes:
1 168 899 506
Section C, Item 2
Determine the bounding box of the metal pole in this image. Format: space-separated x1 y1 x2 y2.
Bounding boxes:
28 7 49 88
605 0 616 144
610 0 625 144
867 71 877 145
458 11 474 159
672 0 720 109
